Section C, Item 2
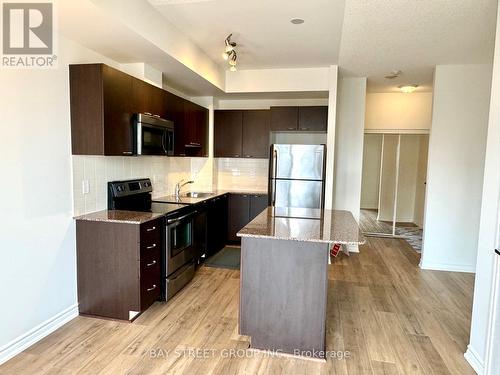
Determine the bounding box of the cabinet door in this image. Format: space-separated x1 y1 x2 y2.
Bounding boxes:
215 195 228 249
214 110 243 157
228 194 250 242
298 106 328 131
132 79 165 118
183 102 208 157
242 110 270 158
165 92 187 156
193 210 207 258
102 65 134 156
249 194 268 220
270 106 298 131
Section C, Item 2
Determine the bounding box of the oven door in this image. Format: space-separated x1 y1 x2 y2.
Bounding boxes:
165 211 197 276
137 123 168 155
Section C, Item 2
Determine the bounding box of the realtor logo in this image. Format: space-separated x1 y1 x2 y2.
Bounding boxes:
2 2 57 68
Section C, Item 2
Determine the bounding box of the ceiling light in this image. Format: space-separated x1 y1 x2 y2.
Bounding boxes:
290 18 304 24
222 34 238 71
224 34 236 53
399 85 418 93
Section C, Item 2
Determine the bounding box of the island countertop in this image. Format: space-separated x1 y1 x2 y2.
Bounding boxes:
237 207 365 245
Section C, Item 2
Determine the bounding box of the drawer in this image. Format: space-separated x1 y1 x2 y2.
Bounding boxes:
140 258 161 311
166 261 195 301
140 220 161 247
140 247 160 268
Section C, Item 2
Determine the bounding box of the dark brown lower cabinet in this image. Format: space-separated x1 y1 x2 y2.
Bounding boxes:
76 218 162 321
206 195 228 255
228 193 268 243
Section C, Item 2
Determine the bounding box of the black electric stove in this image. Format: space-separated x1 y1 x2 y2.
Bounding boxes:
107 178 189 217
107 178 199 301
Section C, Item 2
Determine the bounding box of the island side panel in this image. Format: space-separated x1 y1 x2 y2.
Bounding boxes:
239 237 329 358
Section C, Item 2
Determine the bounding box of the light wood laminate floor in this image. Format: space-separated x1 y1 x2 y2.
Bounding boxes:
0 238 475 374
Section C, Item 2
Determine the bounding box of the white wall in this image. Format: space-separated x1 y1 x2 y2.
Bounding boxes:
413 135 429 227
224 67 330 93
421 64 492 273
332 77 367 221
466 5 500 371
0 35 124 364
324 66 339 209
360 134 382 209
365 92 433 131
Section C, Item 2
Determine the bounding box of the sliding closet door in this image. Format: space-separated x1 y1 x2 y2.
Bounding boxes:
360 134 386 233
377 134 399 234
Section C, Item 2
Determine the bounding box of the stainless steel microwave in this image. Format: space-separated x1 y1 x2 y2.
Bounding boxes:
135 113 174 156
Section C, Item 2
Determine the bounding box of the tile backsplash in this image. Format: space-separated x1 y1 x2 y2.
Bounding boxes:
215 158 268 192
72 155 268 216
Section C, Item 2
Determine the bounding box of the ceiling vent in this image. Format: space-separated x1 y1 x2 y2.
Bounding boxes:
385 70 402 79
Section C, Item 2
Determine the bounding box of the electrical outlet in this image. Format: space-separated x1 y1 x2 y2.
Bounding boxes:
82 180 90 195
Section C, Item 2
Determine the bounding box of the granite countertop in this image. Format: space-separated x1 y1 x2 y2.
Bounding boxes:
237 207 365 245
74 210 164 224
153 189 268 205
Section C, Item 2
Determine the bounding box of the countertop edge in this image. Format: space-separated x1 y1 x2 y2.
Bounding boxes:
237 232 366 245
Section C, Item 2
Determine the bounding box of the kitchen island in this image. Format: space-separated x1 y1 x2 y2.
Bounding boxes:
237 207 364 359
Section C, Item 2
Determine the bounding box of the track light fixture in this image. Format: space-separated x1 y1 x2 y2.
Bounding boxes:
222 34 238 71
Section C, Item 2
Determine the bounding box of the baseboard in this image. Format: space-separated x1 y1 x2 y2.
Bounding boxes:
464 345 484 374
420 260 476 273
0 304 79 365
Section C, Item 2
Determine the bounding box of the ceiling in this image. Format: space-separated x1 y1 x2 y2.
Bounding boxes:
149 0 497 93
339 0 498 92
148 0 346 70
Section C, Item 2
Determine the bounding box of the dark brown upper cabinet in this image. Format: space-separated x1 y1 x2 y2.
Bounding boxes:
183 100 209 157
214 110 243 157
298 106 328 131
270 106 298 131
214 110 270 158
242 110 270 158
70 63 209 157
270 106 328 132
70 64 134 156
132 79 166 119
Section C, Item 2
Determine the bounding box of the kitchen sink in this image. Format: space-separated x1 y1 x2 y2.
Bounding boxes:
183 192 215 198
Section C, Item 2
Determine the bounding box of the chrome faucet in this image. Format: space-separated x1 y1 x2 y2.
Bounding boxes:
175 179 194 197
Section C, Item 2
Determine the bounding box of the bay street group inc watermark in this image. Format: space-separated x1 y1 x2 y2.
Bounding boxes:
1 1 57 68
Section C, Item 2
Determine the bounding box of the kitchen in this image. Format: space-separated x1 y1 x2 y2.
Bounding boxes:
1 1 500 374
71 62 361 340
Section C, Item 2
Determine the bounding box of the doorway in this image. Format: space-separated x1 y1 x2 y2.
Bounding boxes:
360 132 429 252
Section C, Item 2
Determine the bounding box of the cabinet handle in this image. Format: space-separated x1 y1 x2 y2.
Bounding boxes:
234 154 240 157
245 155 252 158
180 153 186 156
242 195 248 198
146 260 157 267
287 127 295 130
123 151 133 155
144 112 152 116
146 244 157 249
146 226 156 232
146 284 157 292
153 114 160 118
300 127 309 131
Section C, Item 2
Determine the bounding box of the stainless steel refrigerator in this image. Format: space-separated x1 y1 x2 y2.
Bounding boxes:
268 144 326 209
